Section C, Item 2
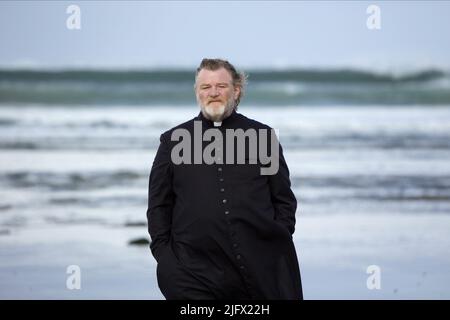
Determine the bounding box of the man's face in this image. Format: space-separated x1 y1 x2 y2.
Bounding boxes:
195 68 240 122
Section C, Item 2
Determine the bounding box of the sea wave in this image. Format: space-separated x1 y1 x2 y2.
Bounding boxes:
1 68 449 106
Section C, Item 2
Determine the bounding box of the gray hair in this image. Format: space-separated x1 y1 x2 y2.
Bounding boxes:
194 58 247 109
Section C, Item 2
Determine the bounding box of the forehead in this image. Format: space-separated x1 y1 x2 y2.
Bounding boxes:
196 68 233 84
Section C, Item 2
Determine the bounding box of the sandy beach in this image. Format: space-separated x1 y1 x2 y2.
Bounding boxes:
1 211 449 299
1 81 450 300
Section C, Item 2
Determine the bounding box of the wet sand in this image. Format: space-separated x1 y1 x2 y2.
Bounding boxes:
1 212 449 299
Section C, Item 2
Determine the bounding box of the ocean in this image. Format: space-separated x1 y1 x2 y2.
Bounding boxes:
1 68 449 106
1 68 449 299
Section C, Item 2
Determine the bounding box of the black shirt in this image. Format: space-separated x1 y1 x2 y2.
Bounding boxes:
147 110 302 300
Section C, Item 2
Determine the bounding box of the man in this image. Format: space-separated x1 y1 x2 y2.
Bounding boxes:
146 58 302 300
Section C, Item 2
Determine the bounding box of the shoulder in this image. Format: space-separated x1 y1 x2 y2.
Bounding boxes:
235 112 272 130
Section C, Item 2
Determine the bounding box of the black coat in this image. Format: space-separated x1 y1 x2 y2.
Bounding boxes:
147 110 302 300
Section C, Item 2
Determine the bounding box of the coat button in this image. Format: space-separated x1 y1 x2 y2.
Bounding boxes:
225 211 230 215
218 167 222 172
236 255 241 260
222 199 227 204
220 188 225 192
219 178 224 182
233 243 238 248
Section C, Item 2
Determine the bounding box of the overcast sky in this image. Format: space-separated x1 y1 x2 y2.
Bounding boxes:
1 1 449 71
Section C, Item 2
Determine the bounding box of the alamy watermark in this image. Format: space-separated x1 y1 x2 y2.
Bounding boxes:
66 5 81 30
366 265 381 290
66 265 81 290
170 121 280 175
366 5 381 30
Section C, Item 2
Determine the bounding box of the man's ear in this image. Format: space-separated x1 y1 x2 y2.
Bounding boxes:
234 86 241 100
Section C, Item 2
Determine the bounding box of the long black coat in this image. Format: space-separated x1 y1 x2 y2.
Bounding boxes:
147 110 302 300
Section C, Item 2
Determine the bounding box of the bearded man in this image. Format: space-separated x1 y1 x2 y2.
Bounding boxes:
146 58 302 300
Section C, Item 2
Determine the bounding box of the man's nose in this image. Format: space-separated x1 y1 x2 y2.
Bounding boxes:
209 87 220 97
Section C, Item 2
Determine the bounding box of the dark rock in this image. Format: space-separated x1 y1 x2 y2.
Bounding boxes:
0 229 11 236
128 237 150 246
124 221 147 227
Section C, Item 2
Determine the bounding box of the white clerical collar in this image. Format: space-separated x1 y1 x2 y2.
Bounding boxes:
213 121 222 127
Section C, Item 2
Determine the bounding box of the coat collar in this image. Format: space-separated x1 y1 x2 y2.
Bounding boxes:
196 109 239 128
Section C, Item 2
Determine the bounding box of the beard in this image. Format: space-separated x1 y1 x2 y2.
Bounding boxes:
199 96 235 122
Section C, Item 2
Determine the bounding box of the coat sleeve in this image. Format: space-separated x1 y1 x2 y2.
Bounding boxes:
268 138 298 235
146 133 174 261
